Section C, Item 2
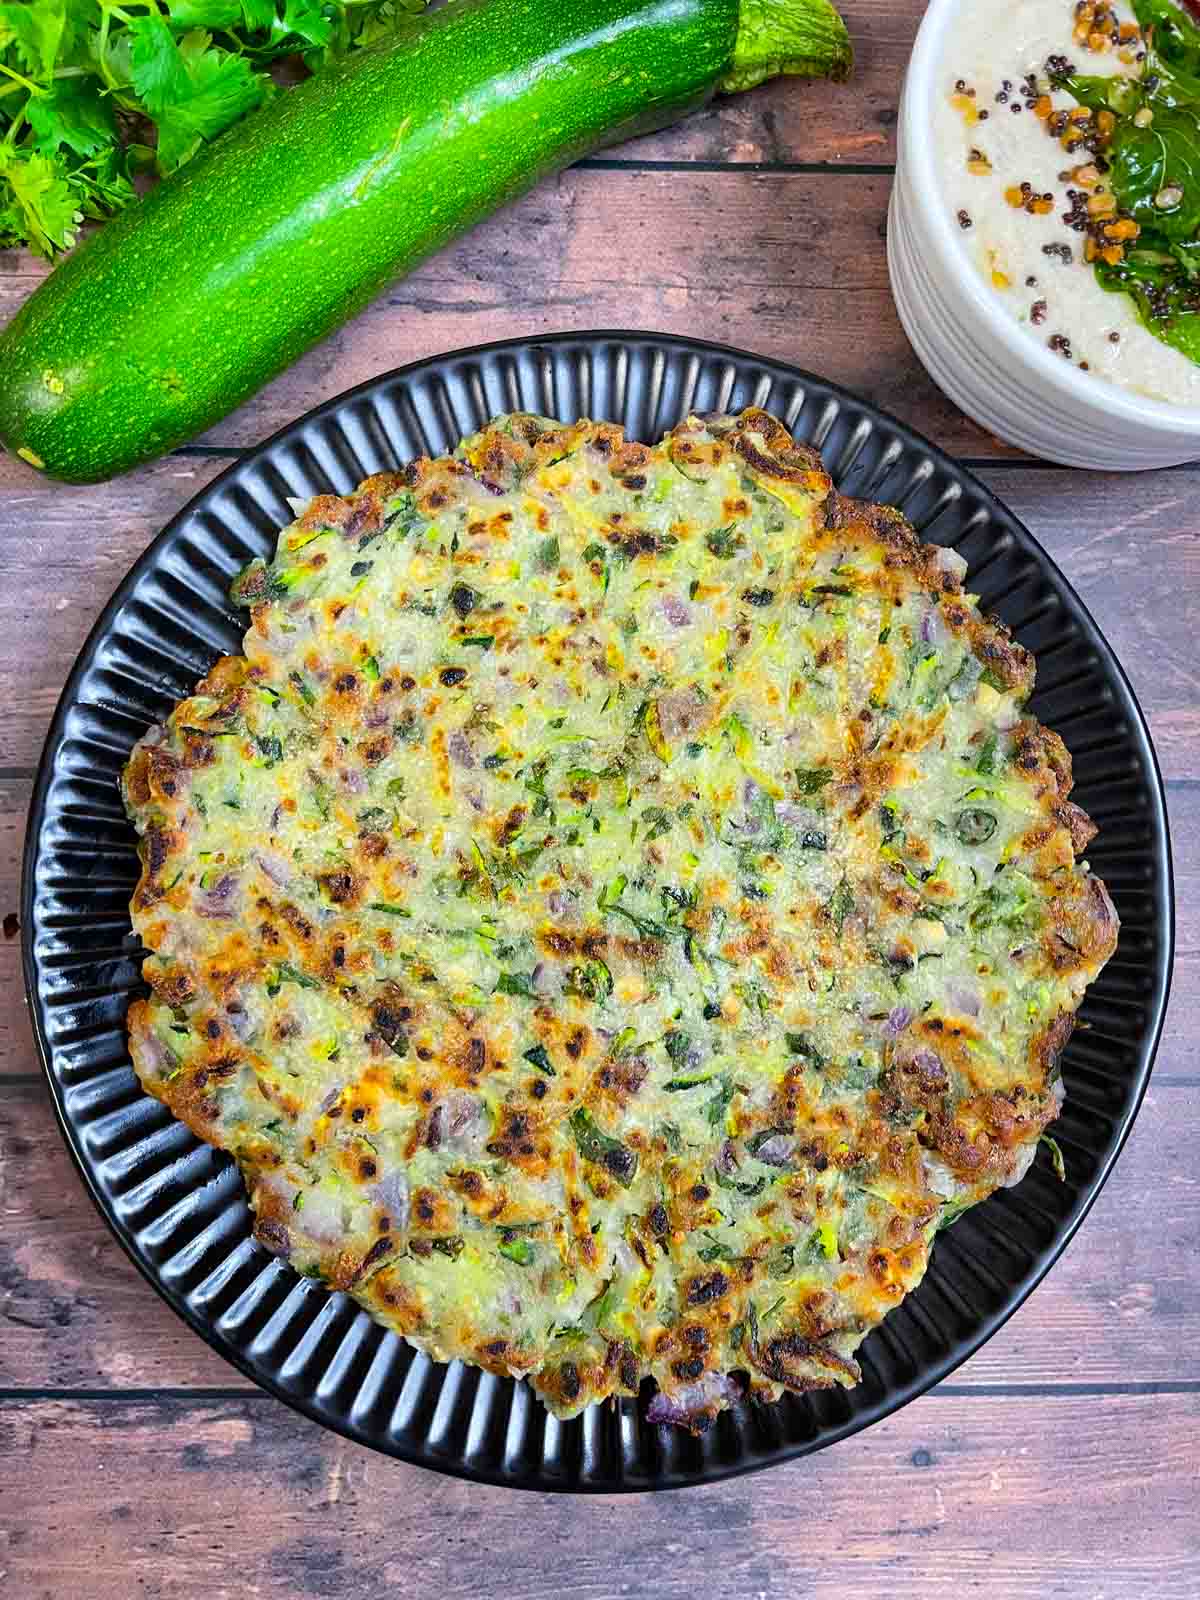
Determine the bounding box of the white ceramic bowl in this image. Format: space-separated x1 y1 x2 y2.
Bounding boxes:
888 0 1200 470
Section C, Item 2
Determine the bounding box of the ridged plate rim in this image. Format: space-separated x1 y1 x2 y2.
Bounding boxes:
21 331 1175 1492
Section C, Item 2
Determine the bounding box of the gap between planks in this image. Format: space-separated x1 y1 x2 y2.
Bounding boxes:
1 1380 1196 1405
576 157 897 175
167 443 1200 475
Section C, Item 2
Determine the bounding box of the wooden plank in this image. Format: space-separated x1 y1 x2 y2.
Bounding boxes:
613 1 907 165
0 455 1195 777
1 169 1007 463
0 453 228 774
1 1059 1194 1392
0 1394 1196 1598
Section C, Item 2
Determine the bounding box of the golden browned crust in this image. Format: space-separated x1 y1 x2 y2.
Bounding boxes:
120 407 1117 1433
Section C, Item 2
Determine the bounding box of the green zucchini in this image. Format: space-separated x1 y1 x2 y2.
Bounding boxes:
0 0 849 483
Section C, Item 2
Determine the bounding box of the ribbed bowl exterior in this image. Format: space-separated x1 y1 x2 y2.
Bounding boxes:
22 333 1172 1491
889 0 1200 470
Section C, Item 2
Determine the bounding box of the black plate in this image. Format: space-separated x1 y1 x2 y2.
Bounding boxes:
23 333 1173 1491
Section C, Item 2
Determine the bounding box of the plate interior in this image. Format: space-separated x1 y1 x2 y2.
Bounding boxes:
22 333 1173 1491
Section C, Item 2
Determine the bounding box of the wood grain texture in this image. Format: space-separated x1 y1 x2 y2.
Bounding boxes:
0 4 1194 1567
4 169 999 459
617 1 905 164
1 1394 1197 1599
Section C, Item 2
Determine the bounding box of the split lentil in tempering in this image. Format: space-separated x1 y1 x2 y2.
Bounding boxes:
122 409 1116 1434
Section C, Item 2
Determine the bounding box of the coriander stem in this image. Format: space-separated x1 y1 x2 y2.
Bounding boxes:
0 61 40 95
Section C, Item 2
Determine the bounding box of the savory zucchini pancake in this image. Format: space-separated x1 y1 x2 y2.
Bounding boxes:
122 408 1117 1431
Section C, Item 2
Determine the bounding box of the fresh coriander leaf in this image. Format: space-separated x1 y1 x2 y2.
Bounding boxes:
523 1044 555 1076
1041 1133 1066 1182
827 878 854 934
25 80 118 159
705 1073 736 1128
795 766 832 795
0 0 65 76
154 43 270 173
536 536 560 572
569 1107 638 1187
128 15 193 115
496 971 537 998
1 152 81 255
168 0 244 29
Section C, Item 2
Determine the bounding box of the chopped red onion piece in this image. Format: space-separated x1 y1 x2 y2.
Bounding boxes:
933 544 968 582
646 1371 744 1429
884 1005 912 1038
448 731 476 769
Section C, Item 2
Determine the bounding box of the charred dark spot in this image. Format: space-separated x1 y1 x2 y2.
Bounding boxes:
415 1192 435 1223
281 903 314 941
606 526 664 560
144 826 170 879
672 1357 705 1381
565 1027 587 1061
619 1350 640 1390
497 804 526 845
356 1236 393 1277
560 1361 582 1401
648 1202 669 1236
756 1331 859 1386
359 1158 378 1179
439 667 468 687
400 675 416 691
318 869 360 907
333 946 346 968
689 1183 710 1203
530 1078 548 1099
687 1271 729 1306
467 1037 485 1072
450 584 478 619
255 1219 291 1259
205 1019 221 1040
372 1001 411 1047
334 673 358 693
483 1339 508 1357
351 1106 366 1123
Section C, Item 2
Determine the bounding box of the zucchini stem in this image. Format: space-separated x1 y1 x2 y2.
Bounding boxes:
719 0 853 94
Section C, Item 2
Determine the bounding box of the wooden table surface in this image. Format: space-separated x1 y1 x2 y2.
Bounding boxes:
0 3 1196 1595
